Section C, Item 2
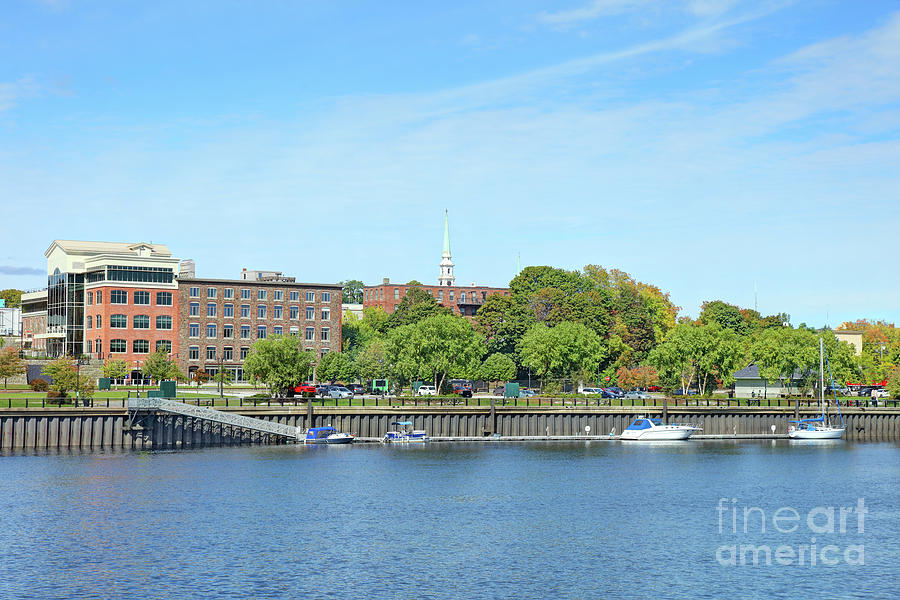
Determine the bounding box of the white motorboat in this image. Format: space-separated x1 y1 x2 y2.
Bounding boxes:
304 426 355 444
382 421 428 443
788 338 845 440
620 417 701 440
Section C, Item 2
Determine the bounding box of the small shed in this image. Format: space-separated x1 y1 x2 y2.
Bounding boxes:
733 364 806 399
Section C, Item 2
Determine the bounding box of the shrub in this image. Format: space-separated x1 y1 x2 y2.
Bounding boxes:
30 378 49 392
46 389 71 406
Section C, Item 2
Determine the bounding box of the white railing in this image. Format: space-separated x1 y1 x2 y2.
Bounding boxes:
128 398 303 440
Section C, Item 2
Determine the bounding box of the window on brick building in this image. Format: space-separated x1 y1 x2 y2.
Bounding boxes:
289 291 299 301
224 288 234 299
394 289 399 300
241 288 251 300
96 315 102 328
240 347 249 360
133 315 150 329
207 303 217 317
156 316 172 330
257 289 267 301
224 303 233 317
273 305 283 319
110 314 127 328
241 304 250 318
133 339 149 353
257 325 267 339
321 308 330 321
289 306 299 319
223 324 233 338
223 346 233 361
207 287 217 299
189 323 200 337
189 302 200 316
207 346 217 361
189 287 200 298
305 306 314 320
289 326 299 335
305 291 315 302
189 346 199 360
134 291 150 305
110 339 126 353
257 305 267 319
156 340 172 353
322 292 331 302
240 325 250 339
273 326 283 336
321 328 330 342
110 290 127 304
86 315 92 329
156 292 172 305
274 290 283 301
305 327 314 341
207 324 217 338
87 292 93 306
96 290 102 304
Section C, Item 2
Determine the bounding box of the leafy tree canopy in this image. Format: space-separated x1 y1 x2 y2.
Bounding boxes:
0 289 23 308
387 287 451 329
243 335 316 395
339 280 364 304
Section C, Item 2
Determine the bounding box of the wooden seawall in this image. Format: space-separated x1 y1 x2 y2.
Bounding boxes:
1 406 898 450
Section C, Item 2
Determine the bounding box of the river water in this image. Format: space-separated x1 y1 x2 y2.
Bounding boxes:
0 440 897 599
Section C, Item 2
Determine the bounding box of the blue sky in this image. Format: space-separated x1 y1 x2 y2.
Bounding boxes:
1 0 898 327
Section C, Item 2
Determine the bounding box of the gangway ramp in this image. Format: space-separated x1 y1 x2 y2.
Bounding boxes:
128 398 303 441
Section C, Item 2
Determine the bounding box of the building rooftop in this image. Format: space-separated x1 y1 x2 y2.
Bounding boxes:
178 277 341 289
45 240 172 257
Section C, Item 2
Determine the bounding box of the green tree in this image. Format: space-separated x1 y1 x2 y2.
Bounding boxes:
386 313 485 391
648 324 704 394
479 353 517 385
339 279 364 304
0 289 23 308
316 351 354 383
886 366 900 399
518 322 606 388
243 335 316 395
212 369 234 386
41 357 93 397
474 294 533 357
101 359 129 389
699 300 753 335
749 328 817 396
0 347 26 389
353 339 388 382
406 280 423 286
141 351 183 382
387 287 450 329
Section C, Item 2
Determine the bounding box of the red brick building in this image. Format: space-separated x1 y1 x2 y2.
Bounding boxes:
362 212 509 316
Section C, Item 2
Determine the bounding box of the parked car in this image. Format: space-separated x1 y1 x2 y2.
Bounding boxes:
452 384 473 398
647 385 661 392
873 389 890 399
673 388 698 396
607 386 625 396
493 386 506 397
857 387 873 397
417 385 437 396
600 389 618 399
293 384 317 395
624 390 651 400
316 385 331 397
519 389 538 398
327 386 353 400
345 383 366 395
581 387 603 395
601 387 624 398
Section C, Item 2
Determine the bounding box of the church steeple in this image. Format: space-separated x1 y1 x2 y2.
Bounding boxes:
438 209 455 287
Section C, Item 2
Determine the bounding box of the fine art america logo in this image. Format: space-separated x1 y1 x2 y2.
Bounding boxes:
715 498 866 567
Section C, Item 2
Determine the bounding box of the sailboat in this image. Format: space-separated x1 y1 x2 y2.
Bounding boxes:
788 337 845 440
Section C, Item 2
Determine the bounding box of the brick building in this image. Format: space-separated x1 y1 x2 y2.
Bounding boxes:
364 279 509 316
21 291 48 356
176 277 342 381
362 211 509 316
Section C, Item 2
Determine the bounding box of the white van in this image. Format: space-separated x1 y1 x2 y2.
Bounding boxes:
417 385 437 396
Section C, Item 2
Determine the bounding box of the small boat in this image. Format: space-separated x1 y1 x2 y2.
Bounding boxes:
620 417 701 440
304 426 355 444
789 338 845 440
382 421 428 443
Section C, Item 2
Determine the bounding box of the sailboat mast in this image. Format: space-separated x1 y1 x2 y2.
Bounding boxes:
819 337 825 420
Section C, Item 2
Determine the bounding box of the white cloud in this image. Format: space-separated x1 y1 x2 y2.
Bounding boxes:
537 0 741 26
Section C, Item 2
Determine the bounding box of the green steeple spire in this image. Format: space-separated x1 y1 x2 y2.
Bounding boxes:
442 209 451 256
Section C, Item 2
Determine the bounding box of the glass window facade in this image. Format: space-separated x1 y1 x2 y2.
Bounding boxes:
110 339 126 353
106 265 174 283
110 290 128 304
156 292 172 305
134 291 150 305
156 316 172 330
133 339 150 353
156 340 172 353
111 314 127 328
133 315 150 329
